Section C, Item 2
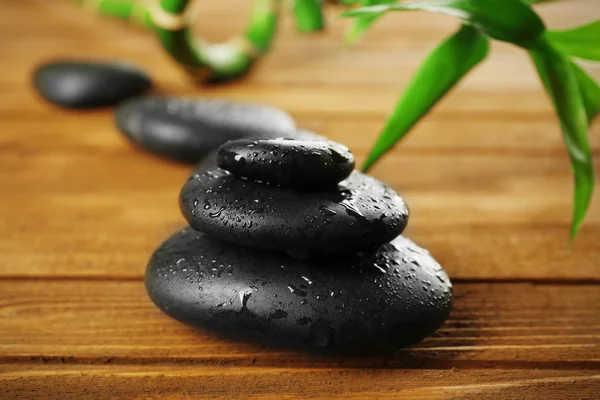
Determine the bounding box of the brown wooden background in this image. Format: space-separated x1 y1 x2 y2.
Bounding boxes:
1 0 599 398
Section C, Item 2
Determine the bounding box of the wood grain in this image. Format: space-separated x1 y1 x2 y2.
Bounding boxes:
1 281 599 368
2 0 600 398
2 146 599 278
1 281 599 398
2 364 600 400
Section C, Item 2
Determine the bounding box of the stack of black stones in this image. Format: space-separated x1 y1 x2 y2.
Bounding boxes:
146 138 453 354
32 59 453 354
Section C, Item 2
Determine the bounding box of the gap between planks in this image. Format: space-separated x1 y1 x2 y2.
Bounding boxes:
1 276 600 284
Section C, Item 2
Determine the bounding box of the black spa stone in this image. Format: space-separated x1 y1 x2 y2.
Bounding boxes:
33 60 152 109
217 139 355 190
115 96 298 163
145 227 452 353
180 169 409 255
193 129 325 175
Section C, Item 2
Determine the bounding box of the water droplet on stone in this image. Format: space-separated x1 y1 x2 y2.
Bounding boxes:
209 206 225 218
318 205 337 217
239 289 253 310
233 154 246 166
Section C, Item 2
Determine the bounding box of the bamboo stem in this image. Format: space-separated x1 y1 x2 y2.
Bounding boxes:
293 0 325 32
75 0 326 82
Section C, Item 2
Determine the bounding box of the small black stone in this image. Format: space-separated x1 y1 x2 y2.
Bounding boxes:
115 96 298 163
33 60 152 109
180 169 408 255
192 130 325 175
145 227 453 354
217 139 355 190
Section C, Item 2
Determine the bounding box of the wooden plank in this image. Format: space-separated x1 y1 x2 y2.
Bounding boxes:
1 115 599 152
7 38 599 87
0 85 567 117
3 0 597 42
3 3 600 113
2 223 599 279
1 281 599 367
1 145 598 278
2 0 598 90
1 364 599 400
2 2 600 282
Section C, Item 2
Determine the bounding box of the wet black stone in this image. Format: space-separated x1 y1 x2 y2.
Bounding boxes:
145 227 453 354
192 130 325 175
180 169 409 255
217 139 355 190
115 96 298 163
33 60 152 109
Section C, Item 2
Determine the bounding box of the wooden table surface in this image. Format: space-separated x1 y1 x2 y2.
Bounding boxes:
2 1 600 398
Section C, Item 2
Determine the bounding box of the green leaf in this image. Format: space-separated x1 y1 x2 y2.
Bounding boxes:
523 0 560 4
546 20 600 61
570 62 600 124
345 14 380 45
293 0 325 32
362 25 489 170
529 37 595 239
342 0 545 47
344 0 397 46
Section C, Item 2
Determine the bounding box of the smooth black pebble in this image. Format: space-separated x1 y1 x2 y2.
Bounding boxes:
193 129 326 175
33 60 152 109
115 96 298 163
218 138 355 190
180 169 408 255
145 227 453 354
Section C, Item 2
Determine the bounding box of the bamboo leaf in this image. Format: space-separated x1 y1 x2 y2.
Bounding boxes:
529 37 595 239
362 25 489 170
523 0 560 3
546 20 600 61
345 14 381 45
570 62 600 124
344 0 397 46
343 0 545 47
293 0 325 32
